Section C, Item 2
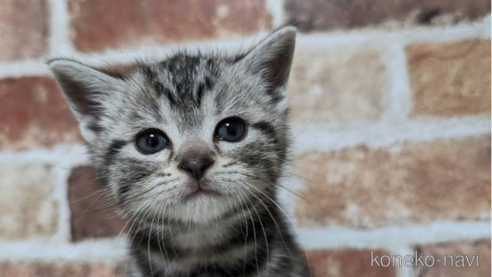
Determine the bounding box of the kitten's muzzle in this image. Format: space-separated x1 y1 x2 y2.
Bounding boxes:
178 155 214 181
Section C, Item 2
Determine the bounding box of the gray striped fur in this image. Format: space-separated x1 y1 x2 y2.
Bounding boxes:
49 27 310 277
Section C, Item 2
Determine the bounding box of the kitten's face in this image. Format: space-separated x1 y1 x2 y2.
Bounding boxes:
50 27 296 224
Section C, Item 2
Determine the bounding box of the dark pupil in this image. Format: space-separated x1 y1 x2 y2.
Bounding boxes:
225 123 238 136
146 134 159 147
218 120 245 142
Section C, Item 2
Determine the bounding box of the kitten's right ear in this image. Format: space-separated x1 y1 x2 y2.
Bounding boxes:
236 26 296 110
48 59 122 142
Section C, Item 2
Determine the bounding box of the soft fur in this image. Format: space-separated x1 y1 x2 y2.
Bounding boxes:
49 27 309 277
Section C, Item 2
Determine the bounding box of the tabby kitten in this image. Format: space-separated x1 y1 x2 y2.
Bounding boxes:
49 27 309 277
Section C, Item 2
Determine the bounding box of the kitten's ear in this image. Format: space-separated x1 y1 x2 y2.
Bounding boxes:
240 26 296 106
48 59 122 142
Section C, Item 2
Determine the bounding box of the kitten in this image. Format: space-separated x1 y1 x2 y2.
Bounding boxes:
49 27 309 277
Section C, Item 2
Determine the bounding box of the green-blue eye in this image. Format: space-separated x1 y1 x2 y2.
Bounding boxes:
215 118 247 142
136 130 169 154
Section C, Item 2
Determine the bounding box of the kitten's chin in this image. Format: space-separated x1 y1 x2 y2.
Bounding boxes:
173 193 232 224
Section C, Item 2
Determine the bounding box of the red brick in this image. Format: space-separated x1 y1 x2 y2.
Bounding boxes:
294 135 491 227
0 77 83 151
0 261 125 277
285 0 491 31
288 48 387 124
414 240 491 277
69 166 128 242
69 0 271 52
0 0 49 61
308 249 396 277
408 40 491 117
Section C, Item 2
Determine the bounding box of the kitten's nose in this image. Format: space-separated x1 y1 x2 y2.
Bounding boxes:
178 155 214 180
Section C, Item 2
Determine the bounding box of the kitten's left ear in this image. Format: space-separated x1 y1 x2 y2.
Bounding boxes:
48 59 123 142
240 26 296 106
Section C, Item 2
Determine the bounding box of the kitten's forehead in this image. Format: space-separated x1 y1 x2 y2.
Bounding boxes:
135 54 222 125
119 53 263 132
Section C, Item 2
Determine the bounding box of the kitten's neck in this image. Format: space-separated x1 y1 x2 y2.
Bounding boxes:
126 193 309 277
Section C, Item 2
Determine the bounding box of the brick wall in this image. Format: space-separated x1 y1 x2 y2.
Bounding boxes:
0 0 490 276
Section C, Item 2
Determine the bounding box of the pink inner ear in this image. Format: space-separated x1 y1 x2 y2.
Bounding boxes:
98 64 140 78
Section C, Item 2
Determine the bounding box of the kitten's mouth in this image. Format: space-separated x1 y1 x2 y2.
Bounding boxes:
185 188 217 199
183 181 220 201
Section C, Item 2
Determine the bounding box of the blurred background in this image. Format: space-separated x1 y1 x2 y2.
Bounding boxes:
0 0 490 276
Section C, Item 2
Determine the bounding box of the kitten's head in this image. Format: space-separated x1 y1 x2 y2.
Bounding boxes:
49 27 296 224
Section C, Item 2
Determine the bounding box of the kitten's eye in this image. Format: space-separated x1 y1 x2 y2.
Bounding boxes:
136 130 169 154
215 118 247 142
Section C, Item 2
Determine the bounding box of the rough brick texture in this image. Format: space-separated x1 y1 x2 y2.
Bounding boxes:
69 0 271 52
0 77 83 151
408 40 491 117
0 0 49 61
0 164 58 239
0 0 490 273
0 261 124 277
414 240 491 277
288 48 387 125
69 166 128 242
294 135 491 227
285 0 491 31
308 249 396 277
